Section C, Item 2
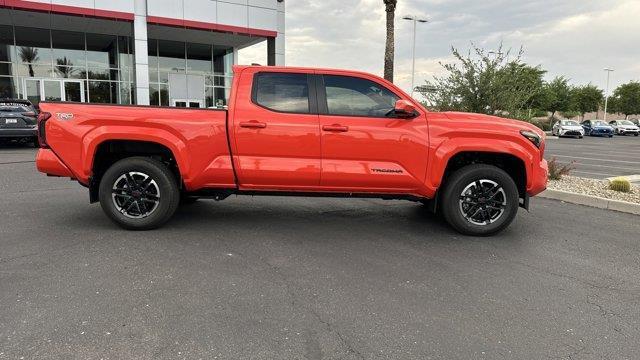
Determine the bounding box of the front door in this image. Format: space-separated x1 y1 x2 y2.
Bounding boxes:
317 73 429 193
231 70 321 189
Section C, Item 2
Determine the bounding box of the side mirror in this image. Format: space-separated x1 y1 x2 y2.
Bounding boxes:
393 99 417 118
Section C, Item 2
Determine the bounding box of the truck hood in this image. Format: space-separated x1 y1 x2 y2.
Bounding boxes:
442 112 544 136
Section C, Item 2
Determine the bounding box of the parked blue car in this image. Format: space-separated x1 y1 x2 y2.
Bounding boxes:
581 120 614 137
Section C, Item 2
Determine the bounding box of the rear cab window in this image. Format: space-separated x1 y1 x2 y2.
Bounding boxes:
252 73 311 113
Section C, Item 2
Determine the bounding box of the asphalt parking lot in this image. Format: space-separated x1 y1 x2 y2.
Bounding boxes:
1 146 640 359
545 135 640 179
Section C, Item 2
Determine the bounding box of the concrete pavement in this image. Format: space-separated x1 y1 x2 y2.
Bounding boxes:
1 147 639 359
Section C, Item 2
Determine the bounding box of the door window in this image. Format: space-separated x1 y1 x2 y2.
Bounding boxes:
253 73 310 113
323 75 399 117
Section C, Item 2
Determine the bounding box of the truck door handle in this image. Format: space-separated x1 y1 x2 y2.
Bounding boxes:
240 121 267 129
322 124 349 132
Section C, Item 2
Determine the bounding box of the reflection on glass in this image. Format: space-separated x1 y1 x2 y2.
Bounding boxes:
0 25 14 62
158 40 185 74
15 27 52 65
25 79 41 105
86 33 118 68
17 63 52 78
89 81 117 104
64 81 82 102
0 77 18 98
187 43 212 74
52 30 85 67
43 80 62 101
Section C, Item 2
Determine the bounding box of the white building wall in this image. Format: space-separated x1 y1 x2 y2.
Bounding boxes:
134 0 150 105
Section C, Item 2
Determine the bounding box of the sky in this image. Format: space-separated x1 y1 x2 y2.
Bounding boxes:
239 0 640 97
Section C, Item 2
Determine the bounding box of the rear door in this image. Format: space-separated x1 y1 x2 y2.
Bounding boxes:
317 72 429 192
230 69 321 189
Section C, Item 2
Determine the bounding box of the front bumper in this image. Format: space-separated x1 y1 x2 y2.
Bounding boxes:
559 129 584 136
36 149 75 178
590 128 613 136
528 159 548 197
0 127 37 138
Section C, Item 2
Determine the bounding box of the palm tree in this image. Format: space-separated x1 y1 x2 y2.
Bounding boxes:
18 47 39 77
383 0 397 83
55 57 76 78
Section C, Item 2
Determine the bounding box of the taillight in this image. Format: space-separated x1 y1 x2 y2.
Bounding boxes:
37 112 51 148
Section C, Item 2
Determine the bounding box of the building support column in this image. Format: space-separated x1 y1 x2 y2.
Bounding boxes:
267 37 276 66
133 0 150 105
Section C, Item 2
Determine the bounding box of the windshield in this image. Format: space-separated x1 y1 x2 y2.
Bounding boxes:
619 120 634 125
593 121 607 126
561 120 580 126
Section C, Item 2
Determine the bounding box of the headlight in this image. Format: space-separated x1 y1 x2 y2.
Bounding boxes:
520 130 542 148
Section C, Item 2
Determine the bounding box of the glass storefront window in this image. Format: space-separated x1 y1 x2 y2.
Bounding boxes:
53 66 85 79
213 46 233 75
0 77 18 98
0 25 15 63
52 30 86 68
15 27 52 65
0 63 11 76
16 64 53 78
158 40 185 75
187 43 212 75
86 33 118 69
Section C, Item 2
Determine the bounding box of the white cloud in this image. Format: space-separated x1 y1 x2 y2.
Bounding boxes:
241 0 639 95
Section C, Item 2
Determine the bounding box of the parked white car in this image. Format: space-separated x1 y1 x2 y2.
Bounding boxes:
552 120 585 138
609 120 640 136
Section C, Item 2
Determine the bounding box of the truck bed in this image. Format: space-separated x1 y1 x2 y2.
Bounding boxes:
38 102 236 190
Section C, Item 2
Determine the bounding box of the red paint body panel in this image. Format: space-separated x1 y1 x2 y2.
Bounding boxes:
35 65 548 202
38 103 235 191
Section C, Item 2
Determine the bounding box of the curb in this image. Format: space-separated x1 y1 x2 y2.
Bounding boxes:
538 189 640 215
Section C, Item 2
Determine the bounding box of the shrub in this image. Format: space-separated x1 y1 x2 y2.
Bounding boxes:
548 157 575 180
608 177 631 193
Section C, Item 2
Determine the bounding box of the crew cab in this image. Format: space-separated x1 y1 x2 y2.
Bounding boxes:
35 65 548 236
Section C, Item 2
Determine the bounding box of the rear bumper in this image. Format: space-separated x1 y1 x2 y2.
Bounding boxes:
0 127 37 138
527 159 548 197
36 149 75 178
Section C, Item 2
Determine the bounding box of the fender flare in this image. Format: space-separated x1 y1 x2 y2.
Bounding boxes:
81 125 190 181
426 137 534 191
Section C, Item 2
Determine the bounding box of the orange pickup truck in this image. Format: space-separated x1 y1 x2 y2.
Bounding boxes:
35 65 548 235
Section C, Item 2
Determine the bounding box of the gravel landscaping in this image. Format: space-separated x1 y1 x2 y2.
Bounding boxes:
548 175 640 204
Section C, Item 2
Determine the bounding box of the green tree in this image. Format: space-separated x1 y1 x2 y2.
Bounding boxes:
383 0 397 82
609 81 640 119
570 84 603 120
419 43 546 118
542 76 572 118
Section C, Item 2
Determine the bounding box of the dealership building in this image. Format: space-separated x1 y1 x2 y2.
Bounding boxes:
0 0 285 107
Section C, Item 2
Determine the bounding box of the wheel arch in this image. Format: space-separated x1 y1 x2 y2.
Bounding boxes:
89 139 183 203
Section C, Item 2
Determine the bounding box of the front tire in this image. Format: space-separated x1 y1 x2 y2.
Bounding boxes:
440 164 519 236
99 157 180 230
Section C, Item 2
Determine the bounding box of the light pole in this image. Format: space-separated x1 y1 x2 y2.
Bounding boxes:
402 15 428 98
603 68 614 122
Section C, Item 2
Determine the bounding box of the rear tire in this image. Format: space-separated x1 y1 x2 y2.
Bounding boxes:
440 164 519 236
99 157 179 230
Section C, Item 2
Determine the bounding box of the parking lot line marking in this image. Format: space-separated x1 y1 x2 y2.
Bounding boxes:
566 163 640 171
572 170 617 177
547 155 640 164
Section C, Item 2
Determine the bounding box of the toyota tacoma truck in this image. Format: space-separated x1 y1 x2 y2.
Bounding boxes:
35 65 548 236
